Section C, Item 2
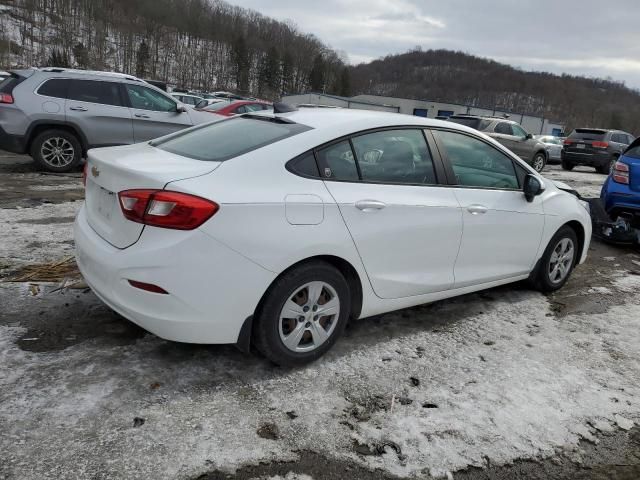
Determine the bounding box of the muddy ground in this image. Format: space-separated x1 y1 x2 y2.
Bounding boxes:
1 152 639 480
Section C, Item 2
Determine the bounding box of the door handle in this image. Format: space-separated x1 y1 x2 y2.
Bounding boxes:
135 113 150 119
467 204 488 215
69 106 88 111
355 200 386 211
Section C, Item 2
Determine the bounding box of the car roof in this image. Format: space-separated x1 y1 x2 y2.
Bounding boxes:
36 67 143 82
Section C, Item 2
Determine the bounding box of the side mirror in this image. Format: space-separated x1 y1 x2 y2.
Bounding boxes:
523 174 544 202
176 103 188 113
526 133 533 140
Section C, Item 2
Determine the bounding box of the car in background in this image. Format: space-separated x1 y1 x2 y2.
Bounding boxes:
562 128 634 174
194 98 228 109
198 99 272 117
0 68 213 172
74 107 591 366
601 138 640 226
448 115 548 172
0 71 9 83
204 91 244 100
171 93 204 106
535 135 563 163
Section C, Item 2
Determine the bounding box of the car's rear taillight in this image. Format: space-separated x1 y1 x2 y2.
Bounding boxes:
82 162 88 187
0 93 13 104
563 139 574 145
118 189 219 230
592 141 609 149
612 161 630 184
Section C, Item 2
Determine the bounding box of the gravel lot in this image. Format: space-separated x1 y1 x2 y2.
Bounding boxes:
1 153 639 480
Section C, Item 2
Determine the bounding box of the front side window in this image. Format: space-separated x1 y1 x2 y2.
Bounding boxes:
68 80 122 106
351 129 437 184
315 140 359 181
37 78 69 99
126 84 176 112
152 116 311 162
512 124 528 138
435 130 519 190
494 122 513 135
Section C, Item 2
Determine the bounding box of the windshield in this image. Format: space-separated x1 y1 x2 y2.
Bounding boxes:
151 116 312 161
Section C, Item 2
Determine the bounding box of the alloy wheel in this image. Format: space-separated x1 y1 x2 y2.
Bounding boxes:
41 137 75 168
278 281 340 353
548 238 575 284
533 154 545 172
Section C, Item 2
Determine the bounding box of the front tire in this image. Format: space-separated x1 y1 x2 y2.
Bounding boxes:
531 226 579 293
532 152 546 172
31 129 82 173
253 261 351 367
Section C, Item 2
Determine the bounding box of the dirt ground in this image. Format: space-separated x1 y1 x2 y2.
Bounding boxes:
1 152 639 480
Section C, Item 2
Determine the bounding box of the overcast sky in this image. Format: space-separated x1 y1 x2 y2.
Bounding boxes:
228 0 640 89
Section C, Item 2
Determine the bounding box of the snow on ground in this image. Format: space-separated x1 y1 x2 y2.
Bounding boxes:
0 201 82 267
543 166 606 198
1 282 639 479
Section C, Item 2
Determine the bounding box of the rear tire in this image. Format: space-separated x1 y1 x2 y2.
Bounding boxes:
561 159 574 171
530 226 579 293
596 156 617 175
253 261 351 367
31 129 82 173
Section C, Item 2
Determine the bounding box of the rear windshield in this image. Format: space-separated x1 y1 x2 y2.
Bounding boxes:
447 117 491 131
151 116 312 161
0 74 24 93
569 129 607 141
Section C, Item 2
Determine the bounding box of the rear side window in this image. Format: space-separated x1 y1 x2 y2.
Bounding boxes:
569 129 607 141
37 78 69 98
351 129 437 185
495 122 513 135
68 80 123 106
316 140 359 181
288 152 320 177
152 116 312 161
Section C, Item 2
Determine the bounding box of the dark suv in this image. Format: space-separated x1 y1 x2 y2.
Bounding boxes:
561 128 634 174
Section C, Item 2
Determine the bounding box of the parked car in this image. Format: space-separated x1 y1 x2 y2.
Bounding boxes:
561 128 634 174
74 107 591 366
600 138 640 225
204 91 244 100
198 99 272 117
0 68 213 172
0 71 9 83
448 115 548 172
194 98 228 109
535 135 563 163
171 93 204 106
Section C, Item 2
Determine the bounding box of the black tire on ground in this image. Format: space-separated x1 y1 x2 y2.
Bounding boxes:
530 226 579 293
596 156 617 175
30 129 83 173
252 261 351 367
532 152 547 172
561 159 574 171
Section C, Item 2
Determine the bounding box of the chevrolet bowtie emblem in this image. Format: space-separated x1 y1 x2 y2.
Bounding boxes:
91 165 100 178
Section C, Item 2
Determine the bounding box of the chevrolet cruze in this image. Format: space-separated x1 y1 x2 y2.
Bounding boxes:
74 107 591 366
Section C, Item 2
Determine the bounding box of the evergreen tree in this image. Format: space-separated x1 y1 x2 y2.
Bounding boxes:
72 42 90 69
309 54 325 92
231 35 250 93
136 40 150 78
47 49 71 68
258 46 280 96
338 67 351 97
281 50 294 95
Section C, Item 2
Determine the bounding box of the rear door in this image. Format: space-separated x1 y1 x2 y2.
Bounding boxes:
432 129 544 288
124 83 193 142
319 129 463 299
65 79 133 147
510 124 534 161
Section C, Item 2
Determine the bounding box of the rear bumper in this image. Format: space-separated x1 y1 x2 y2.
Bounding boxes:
0 126 27 154
73 205 276 344
561 150 612 167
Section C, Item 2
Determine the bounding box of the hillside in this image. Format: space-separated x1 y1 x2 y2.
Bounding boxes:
350 49 640 134
0 0 347 97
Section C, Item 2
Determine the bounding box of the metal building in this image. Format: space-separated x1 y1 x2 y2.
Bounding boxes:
282 93 565 136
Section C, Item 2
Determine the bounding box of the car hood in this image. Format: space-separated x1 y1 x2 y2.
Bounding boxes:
551 180 581 198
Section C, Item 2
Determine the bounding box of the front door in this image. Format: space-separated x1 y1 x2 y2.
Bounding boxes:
123 84 193 142
433 129 545 288
318 129 463 299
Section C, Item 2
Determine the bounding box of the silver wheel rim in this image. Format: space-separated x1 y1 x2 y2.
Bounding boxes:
533 155 545 172
548 238 575 284
41 137 75 167
279 281 340 353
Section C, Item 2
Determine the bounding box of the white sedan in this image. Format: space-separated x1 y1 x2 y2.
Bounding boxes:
74 107 591 366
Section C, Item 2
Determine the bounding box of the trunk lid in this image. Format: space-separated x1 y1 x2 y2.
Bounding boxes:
85 143 219 248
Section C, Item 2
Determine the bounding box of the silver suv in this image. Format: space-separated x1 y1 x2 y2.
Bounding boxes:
447 115 548 172
0 68 212 172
